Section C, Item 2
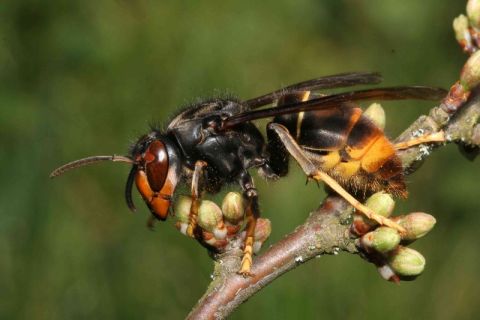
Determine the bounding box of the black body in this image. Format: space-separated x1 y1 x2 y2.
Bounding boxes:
161 99 276 195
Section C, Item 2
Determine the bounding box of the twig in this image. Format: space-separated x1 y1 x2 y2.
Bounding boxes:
188 196 356 320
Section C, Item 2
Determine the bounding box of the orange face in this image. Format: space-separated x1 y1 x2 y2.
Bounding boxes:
134 140 176 220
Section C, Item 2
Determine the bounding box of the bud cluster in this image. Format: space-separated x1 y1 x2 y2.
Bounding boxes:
174 192 271 254
352 192 436 283
454 0 480 54
440 2 480 115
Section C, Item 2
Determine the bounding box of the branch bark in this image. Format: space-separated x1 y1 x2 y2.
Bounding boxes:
188 196 356 319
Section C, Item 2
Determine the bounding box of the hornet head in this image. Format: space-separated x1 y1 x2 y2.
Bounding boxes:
50 131 182 221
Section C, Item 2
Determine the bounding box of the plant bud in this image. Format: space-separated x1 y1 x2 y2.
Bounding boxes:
388 247 425 277
254 218 272 243
473 124 480 145
202 230 216 245
392 212 436 241
198 200 223 232
174 195 192 224
460 50 480 90
226 224 242 236
175 221 188 236
453 14 471 44
364 103 386 130
365 192 395 218
361 227 401 253
221 192 245 224
202 230 228 249
213 227 227 240
253 218 272 253
351 215 372 235
467 0 480 29
253 242 262 254
352 192 395 235
252 219 272 254
377 264 400 283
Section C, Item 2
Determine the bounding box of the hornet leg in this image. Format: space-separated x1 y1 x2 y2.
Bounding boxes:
394 131 445 150
238 171 259 276
187 160 207 239
268 122 406 234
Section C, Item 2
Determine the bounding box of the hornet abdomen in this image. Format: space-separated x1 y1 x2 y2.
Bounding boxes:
271 102 406 198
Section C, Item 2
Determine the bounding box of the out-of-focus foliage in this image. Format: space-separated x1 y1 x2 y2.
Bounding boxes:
0 1 477 319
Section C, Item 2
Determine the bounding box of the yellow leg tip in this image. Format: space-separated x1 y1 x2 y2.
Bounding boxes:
186 224 195 238
238 241 255 277
237 257 254 277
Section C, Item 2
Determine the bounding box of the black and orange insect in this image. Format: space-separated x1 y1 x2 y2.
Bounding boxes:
50 72 446 275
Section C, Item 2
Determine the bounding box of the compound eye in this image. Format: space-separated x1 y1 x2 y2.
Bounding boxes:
144 140 169 192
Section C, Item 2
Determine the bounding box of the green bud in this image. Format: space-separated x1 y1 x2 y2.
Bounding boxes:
175 221 189 235
174 195 192 224
221 192 245 224
467 0 480 29
460 50 480 90
201 230 227 248
377 264 400 283
364 103 386 130
473 124 480 145
254 218 272 243
388 247 426 277
253 242 262 254
247 219 271 254
453 14 470 44
198 200 223 233
202 231 217 246
365 192 395 218
361 227 400 253
393 212 436 241
351 192 395 235
351 215 372 235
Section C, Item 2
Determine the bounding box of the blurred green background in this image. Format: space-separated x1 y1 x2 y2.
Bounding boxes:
1 0 478 319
